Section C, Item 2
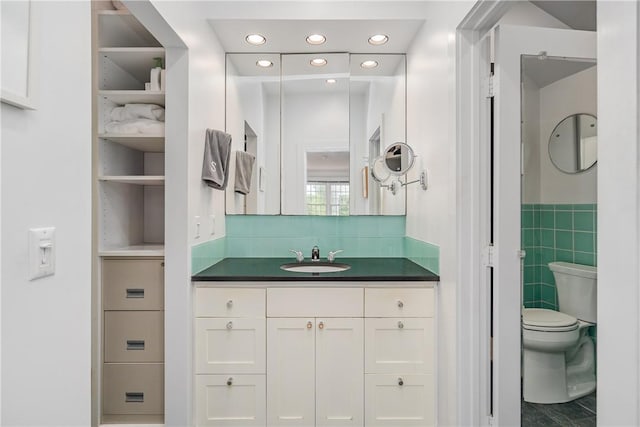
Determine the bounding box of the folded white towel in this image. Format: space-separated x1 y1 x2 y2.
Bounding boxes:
110 104 165 122
104 119 165 135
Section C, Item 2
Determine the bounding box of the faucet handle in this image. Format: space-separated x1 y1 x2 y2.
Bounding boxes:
289 249 304 262
327 250 343 262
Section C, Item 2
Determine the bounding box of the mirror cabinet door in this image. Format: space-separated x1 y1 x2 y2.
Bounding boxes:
225 53 281 215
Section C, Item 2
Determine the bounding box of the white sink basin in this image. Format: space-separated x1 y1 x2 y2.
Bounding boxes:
280 262 351 274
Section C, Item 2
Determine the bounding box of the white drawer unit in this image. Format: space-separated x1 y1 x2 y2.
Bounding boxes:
267 287 363 317
195 318 266 374
195 288 266 318
364 374 434 426
365 318 434 374
196 374 266 427
364 288 433 317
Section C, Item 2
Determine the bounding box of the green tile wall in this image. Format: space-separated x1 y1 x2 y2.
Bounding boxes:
191 216 441 275
522 204 597 310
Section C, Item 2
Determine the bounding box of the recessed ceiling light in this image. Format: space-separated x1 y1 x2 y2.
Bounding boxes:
245 34 266 45
368 34 389 45
326 79 337 84
256 59 273 68
310 58 327 67
306 34 326 45
360 60 378 69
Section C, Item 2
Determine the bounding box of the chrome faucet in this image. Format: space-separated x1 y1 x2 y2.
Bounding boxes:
289 249 304 262
327 250 343 262
311 246 320 261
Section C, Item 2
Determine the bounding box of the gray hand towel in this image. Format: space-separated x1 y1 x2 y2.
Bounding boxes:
234 151 256 195
202 129 232 190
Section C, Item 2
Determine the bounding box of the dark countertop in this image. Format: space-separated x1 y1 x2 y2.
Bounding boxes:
192 257 439 282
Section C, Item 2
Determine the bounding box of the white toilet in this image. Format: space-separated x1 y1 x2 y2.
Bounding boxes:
522 261 597 404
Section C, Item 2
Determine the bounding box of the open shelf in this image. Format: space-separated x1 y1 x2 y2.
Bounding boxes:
99 244 165 257
99 47 165 84
97 11 161 48
99 90 165 106
99 175 165 185
98 134 164 152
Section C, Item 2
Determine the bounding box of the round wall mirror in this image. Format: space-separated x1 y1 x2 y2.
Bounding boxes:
548 113 597 174
383 142 416 175
370 156 390 183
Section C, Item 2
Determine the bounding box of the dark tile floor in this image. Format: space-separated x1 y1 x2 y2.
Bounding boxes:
522 392 596 426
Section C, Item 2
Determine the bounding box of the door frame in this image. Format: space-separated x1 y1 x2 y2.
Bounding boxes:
456 3 598 426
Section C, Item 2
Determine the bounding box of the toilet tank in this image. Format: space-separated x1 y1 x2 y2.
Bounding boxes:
549 262 597 323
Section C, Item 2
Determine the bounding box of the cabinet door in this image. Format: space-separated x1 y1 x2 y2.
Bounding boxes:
195 374 266 427
365 318 433 374
364 374 434 426
267 318 315 426
316 318 364 427
195 318 266 374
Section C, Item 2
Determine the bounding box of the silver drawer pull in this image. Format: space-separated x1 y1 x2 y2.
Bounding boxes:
125 392 144 403
126 340 145 350
227 377 233 386
398 377 404 386
307 321 313 329
397 299 404 308
398 321 404 329
126 288 144 298
318 321 324 330
226 299 233 308
226 321 233 330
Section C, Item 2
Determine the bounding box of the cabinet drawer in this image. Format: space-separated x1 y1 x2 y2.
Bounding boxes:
364 374 434 426
103 259 164 310
196 375 266 427
104 311 164 362
365 318 433 374
195 288 265 318
365 288 433 317
267 288 363 317
103 363 164 415
196 318 266 374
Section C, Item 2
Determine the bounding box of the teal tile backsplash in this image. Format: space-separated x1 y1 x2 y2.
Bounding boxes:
191 215 440 275
522 204 597 310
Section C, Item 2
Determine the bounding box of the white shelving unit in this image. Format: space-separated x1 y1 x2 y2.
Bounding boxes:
93 4 166 425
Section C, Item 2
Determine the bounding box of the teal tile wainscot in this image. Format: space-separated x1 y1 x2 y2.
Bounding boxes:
521 204 597 310
191 216 439 275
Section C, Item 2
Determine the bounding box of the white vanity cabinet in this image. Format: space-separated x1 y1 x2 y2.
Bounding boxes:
194 288 266 426
267 287 364 427
193 283 435 427
364 288 435 426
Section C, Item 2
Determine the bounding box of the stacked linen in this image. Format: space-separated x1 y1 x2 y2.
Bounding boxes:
104 103 165 135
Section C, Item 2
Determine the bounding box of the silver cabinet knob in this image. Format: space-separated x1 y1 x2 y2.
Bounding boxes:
226 321 233 330
307 321 313 329
398 377 404 386
398 321 404 329
397 300 404 308
226 299 233 308
318 321 324 330
227 377 233 386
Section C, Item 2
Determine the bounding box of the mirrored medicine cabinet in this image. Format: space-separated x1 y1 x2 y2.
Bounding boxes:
225 52 407 216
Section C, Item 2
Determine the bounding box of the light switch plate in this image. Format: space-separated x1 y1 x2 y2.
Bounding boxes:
29 227 56 280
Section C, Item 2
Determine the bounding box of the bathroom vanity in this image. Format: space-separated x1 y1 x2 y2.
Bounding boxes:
192 258 438 426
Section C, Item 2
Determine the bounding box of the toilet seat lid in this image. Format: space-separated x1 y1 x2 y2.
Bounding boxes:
522 308 578 331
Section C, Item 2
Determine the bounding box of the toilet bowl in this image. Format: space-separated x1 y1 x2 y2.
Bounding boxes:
522 308 595 403
522 262 597 404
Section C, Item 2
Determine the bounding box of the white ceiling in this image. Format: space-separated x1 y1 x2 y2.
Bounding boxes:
530 1 596 31
522 56 595 88
208 19 425 53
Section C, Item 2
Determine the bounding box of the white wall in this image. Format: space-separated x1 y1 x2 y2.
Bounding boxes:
0 2 91 425
597 1 640 424
522 74 542 203
522 66 597 204
403 3 475 425
539 67 597 203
